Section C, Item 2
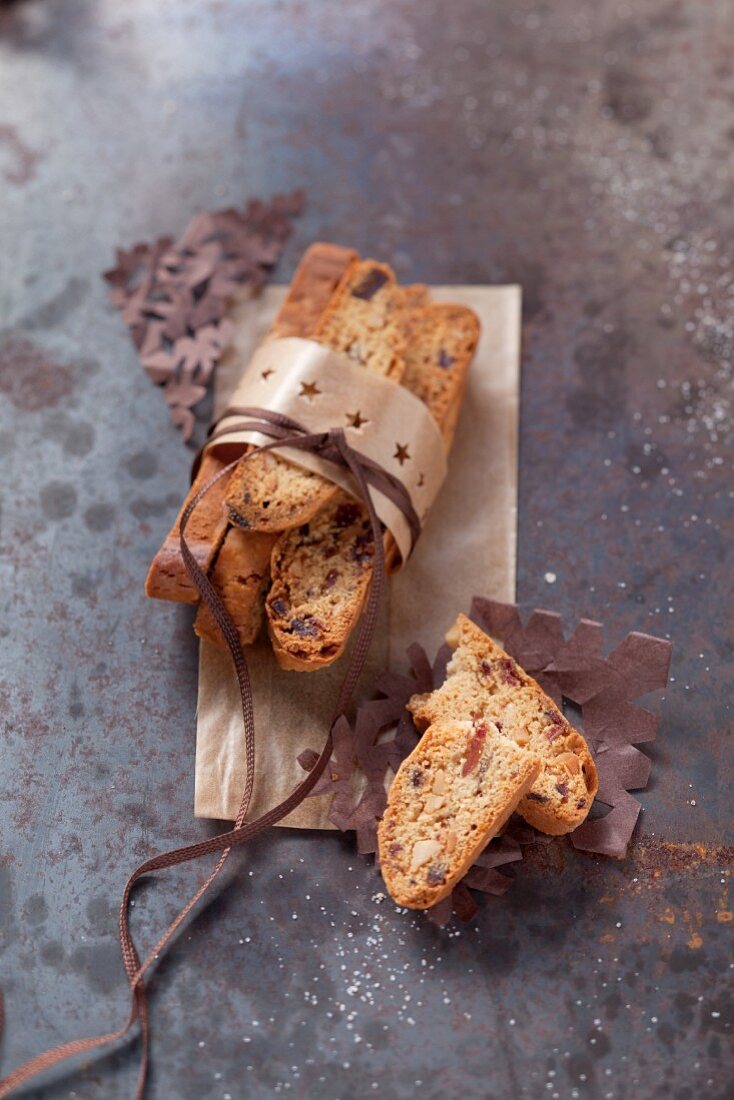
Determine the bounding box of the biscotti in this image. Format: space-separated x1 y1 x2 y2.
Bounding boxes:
266 491 375 670
266 302 481 670
145 242 355 606
189 244 357 647
144 452 231 605
267 241 359 338
224 258 410 534
409 614 599 835
377 719 541 908
193 528 276 650
400 302 481 449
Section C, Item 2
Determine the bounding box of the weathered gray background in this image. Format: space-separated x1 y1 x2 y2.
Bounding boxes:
0 1 732 1097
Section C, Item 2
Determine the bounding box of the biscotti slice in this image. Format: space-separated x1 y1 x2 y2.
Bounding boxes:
398 283 431 310
400 302 481 449
145 243 356 605
408 614 599 836
267 302 481 669
266 492 375 670
377 719 541 908
224 258 409 534
268 241 360 337
193 527 275 649
145 452 231 605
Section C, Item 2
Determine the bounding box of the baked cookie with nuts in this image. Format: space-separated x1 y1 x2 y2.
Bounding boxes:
378 719 541 908
409 614 599 836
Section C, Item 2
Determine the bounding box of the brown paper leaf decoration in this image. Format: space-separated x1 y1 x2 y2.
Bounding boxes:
104 191 305 442
470 599 671 862
298 597 671 926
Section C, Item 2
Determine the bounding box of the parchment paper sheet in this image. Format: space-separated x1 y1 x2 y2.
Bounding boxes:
194 285 521 826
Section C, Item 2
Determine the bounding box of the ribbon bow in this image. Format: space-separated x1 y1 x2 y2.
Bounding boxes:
205 404 422 555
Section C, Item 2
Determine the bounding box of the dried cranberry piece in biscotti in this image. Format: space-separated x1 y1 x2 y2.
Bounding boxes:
351 267 389 301
352 533 373 563
289 617 324 638
461 725 487 776
334 502 361 527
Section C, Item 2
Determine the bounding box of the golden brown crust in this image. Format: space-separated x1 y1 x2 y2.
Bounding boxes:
267 243 359 338
409 614 599 835
193 528 276 650
145 453 230 605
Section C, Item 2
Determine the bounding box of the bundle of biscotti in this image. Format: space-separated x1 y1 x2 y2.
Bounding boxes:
377 614 599 909
145 242 358 608
145 243 481 667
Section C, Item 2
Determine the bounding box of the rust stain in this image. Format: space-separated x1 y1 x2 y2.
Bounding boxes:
681 907 704 950
0 336 75 411
0 124 41 185
660 907 675 924
523 836 732 884
631 837 733 875
716 911 733 923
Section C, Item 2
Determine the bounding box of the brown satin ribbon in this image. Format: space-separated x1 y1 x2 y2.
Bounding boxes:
0 424 397 1099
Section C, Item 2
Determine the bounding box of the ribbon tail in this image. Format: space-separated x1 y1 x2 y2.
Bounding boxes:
0 422 393 1098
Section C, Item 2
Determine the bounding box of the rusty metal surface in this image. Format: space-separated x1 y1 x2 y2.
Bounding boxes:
0 1 731 1097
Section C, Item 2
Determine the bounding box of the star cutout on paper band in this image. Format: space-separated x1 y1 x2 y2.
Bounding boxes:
299 380 322 400
394 443 411 465
346 410 368 429
260 367 275 381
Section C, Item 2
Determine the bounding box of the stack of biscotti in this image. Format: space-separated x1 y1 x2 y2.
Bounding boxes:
377 614 599 909
145 242 357 610
145 243 481 662
266 302 481 669
223 259 417 534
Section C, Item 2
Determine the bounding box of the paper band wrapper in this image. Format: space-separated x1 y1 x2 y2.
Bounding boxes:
195 285 521 827
206 337 449 565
